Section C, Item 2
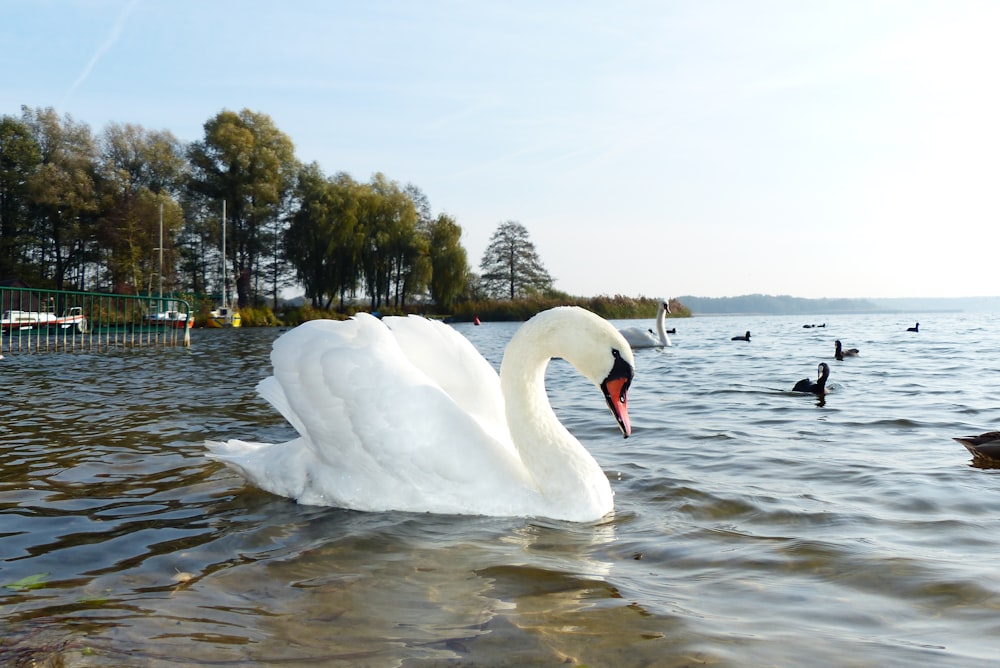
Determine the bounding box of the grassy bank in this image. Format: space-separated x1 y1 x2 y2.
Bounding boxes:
448 294 690 322
274 294 690 327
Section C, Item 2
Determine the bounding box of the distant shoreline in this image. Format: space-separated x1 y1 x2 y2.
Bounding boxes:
689 309 964 317
677 294 1000 316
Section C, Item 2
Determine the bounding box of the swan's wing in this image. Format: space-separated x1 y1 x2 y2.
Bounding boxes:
212 315 537 514
382 315 509 440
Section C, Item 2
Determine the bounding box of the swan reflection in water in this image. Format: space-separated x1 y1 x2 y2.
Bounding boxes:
208 307 635 522
226 510 622 662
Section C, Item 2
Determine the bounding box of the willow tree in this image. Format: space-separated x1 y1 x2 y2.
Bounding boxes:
358 173 420 310
187 109 298 307
479 220 553 299
285 164 364 309
428 213 468 310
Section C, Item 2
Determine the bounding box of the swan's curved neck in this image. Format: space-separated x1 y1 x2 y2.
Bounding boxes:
498 314 611 512
654 303 668 345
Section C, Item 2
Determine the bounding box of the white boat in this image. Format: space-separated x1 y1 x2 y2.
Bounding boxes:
145 310 193 329
1 306 87 332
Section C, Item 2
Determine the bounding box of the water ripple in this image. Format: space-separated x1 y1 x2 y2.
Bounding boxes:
2 316 1000 665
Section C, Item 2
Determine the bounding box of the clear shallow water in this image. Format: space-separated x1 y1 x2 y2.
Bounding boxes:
2 313 1000 666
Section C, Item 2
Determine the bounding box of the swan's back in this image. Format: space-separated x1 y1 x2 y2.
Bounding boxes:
383 314 509 440
619 326 659 348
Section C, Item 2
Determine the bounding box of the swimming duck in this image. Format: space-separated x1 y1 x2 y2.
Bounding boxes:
793 362 830 395
834 340 859 361
953 432 1000 464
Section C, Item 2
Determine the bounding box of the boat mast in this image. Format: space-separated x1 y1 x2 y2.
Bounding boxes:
158 201 164 311
222 200 227 309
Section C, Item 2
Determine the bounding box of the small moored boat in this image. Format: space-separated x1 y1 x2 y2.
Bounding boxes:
145 309 194 329
206 305 241 328
1 306 87 332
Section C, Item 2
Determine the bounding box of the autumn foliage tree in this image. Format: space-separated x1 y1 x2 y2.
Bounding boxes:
0 104 508 316
187 109 298 308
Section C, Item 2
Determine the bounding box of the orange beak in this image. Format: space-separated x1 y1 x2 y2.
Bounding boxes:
602 375 632 438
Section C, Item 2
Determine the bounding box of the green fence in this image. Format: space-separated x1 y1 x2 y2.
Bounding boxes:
1 286 191 354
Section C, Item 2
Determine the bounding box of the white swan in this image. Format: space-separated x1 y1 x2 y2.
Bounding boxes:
206 306 636 522
619 300 672 348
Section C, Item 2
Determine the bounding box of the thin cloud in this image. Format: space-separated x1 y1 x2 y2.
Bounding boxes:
61 0 140 107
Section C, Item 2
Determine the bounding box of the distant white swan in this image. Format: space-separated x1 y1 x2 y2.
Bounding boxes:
619 300 672 348
206 307 636 522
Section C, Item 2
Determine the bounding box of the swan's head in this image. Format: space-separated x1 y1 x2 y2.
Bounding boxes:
509 307 635 438
600 348 634 437
552 307 635 438
817 362 830 382
661 300 670 314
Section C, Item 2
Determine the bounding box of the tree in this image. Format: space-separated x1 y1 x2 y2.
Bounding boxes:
187 109 298 307
0 114 41 280
21 106 100 290
427 213 467 310
285 164 364 309
95 122 187 294
358 173 419 309
479 220 554 299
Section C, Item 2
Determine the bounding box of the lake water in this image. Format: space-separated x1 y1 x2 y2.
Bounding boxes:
2 311 999 667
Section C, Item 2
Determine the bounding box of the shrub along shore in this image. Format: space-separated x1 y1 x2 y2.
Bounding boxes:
272 294 690 327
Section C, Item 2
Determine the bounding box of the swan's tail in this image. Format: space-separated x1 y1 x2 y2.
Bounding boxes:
206 437 315 501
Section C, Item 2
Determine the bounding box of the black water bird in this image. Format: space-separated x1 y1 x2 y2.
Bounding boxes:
834 340 859 361
731 331 751 341
907 322 919 332
793 362 830 395
954 432 1000 464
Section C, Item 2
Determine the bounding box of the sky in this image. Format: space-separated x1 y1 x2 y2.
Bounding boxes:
3 0 999 300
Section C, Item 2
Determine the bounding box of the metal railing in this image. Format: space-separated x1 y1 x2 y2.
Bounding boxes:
1 286 192 354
